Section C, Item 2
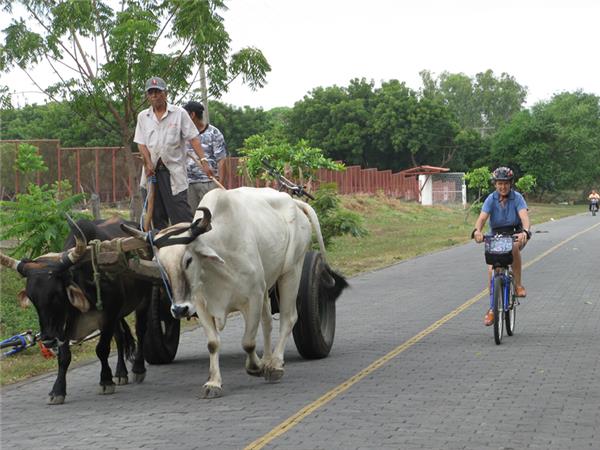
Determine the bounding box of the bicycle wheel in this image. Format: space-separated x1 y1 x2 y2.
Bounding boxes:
493 274 504 345
505 277 517 336
0 337 26 358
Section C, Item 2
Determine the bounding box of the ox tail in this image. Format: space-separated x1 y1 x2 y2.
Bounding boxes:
293 199 328 259
321 267 349 302
118 318 136 362
294 199 350 301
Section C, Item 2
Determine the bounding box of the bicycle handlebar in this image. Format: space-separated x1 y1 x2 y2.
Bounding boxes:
261 160 315 201
471 230 520 241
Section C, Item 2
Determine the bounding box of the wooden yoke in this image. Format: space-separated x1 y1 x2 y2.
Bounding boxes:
68 237 160 281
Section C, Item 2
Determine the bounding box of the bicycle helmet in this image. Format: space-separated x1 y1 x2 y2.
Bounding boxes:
491 166 514 182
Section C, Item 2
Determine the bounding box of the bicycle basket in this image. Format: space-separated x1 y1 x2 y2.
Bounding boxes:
484 235 513 266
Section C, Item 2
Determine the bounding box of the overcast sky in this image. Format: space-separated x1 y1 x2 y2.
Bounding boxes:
219 0 600 109
2 0 599 110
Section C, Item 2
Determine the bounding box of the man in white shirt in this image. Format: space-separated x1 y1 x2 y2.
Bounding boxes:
134 77 213 229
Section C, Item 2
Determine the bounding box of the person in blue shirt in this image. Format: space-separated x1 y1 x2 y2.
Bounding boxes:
473 167 532 326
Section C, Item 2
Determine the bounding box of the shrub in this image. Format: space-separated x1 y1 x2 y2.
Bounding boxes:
311 183 368 247
0 144 88 258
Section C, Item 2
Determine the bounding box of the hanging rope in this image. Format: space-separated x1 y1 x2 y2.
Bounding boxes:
89 239 103 311
146 230 174 307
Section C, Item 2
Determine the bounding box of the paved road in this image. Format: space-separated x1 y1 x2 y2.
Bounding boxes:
1 213 599 450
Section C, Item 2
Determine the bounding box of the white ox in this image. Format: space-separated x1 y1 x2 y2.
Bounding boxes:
124 187 347 398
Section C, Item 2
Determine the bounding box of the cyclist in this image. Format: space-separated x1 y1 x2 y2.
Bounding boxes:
473 167 532 326
588 189 599 211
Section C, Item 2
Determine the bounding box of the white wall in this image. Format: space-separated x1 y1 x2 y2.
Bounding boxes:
419 175 432 206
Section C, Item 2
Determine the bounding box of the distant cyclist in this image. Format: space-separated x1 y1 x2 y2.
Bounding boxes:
588 189 599 211
473 167 532 326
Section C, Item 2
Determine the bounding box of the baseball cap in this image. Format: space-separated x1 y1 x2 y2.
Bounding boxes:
145 77 167 92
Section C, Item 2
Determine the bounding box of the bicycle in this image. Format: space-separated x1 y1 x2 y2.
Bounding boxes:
0 330 40 359
472 231 520 345
483 234 519 345
590 199 598 216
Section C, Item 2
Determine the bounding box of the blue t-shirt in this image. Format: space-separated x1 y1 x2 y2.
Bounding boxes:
481 190 528 230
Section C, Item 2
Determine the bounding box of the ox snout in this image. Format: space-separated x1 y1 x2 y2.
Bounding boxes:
171 303 195 320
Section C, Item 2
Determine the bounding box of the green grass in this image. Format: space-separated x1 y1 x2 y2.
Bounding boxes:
0 198 586 385
328 196 586 276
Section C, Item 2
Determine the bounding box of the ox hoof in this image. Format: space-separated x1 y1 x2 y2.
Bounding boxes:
264 366 284 383
113 376 129 386
47 394 65 405
132 372 146 384
264 358 285 382
201 383 223 399
246 365 264 377
98 384 116 395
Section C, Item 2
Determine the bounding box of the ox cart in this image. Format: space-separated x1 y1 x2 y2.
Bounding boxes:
78 236 337 364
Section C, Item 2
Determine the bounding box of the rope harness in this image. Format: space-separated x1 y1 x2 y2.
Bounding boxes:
89 239 103 311
138 175 175 307
146 230 175 307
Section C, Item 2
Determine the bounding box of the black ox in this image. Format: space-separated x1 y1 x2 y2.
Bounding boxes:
0 217 152 405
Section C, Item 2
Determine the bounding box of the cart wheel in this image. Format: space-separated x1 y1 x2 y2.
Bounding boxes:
143 285 180 364
293 251 336 359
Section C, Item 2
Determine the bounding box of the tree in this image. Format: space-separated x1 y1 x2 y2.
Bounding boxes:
515 174 536 197
420 69 527 133
1 0 270 218
464 166 492 200
0 101 121 146
491 91 600 195
286 78 375 166
238 134 344 188
464 166 491 215
208 101 272 154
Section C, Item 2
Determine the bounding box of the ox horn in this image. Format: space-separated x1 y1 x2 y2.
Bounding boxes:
191 207 212 237
0 252 20 271
63 214 88 265
65 234 87 264
120 223 148 241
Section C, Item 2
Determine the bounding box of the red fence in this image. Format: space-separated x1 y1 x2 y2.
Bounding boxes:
1 142 420 203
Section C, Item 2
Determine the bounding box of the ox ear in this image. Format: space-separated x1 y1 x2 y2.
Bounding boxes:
17 289 31 308
198 246 225 264
66 284 91 313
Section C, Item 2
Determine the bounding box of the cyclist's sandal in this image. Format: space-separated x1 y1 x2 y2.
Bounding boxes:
484 309 494 326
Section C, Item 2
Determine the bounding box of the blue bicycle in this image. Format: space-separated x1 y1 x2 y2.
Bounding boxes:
484 234 518 345
0 330 40 359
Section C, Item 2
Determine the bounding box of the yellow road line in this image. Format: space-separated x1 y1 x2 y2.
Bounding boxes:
245 221 600 450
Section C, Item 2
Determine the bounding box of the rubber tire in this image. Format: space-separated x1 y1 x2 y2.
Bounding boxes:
505 280 517 336
493 274 504 345
143 285 180 364
292 251 336 359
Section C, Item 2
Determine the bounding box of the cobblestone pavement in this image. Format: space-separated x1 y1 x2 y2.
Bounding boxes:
1 214 598 450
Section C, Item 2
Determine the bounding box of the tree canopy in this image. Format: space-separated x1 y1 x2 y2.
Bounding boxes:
490 91 600 195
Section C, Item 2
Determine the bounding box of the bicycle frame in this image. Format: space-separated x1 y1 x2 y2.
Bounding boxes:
0 331 38 359
489 266 513 313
